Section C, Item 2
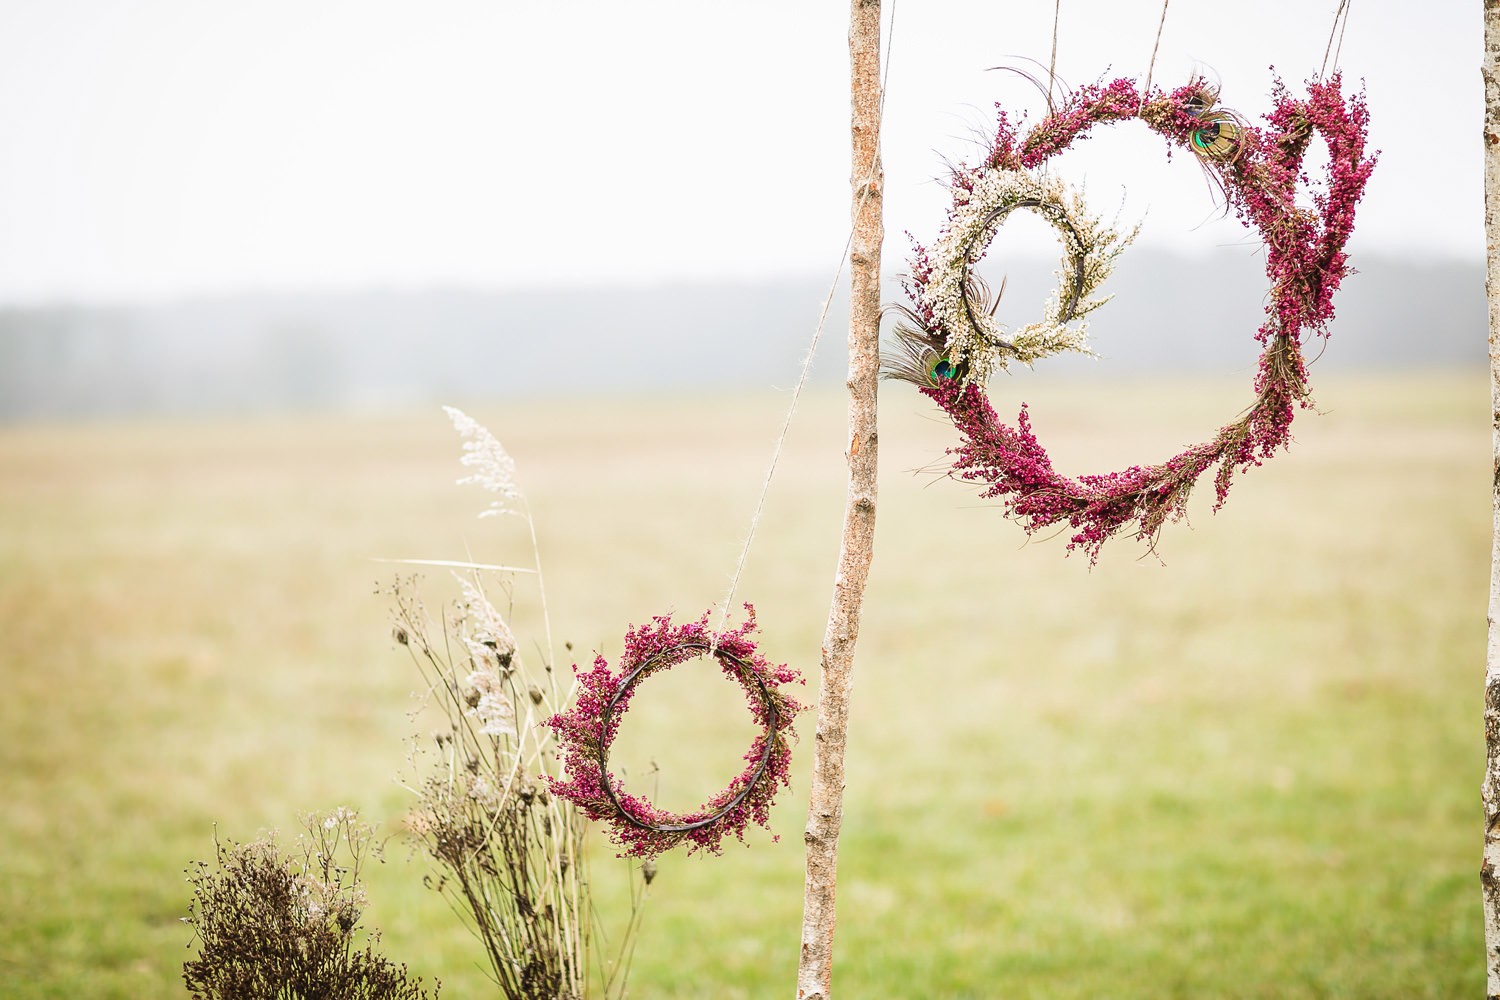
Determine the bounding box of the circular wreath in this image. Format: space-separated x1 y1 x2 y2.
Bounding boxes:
544 606 802 859
887 74 1375 561
904 168 1139 385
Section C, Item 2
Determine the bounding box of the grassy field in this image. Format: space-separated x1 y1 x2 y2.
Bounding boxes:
0 371 1488 998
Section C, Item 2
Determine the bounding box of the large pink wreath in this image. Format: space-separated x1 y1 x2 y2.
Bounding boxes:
893 75 1375 561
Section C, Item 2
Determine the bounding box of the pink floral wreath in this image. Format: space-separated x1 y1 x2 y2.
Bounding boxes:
889 74 1376 561
544 606 802 859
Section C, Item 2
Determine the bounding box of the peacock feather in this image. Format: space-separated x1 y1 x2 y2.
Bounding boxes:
1181 80 1221 117
881 308 966 388
1190 111 1242 161
1177 78 1244 165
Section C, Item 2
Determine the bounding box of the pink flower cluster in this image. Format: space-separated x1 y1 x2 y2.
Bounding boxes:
1005 77 1141 168
905 73 1375 561
544 606 803 859
1239 75 1376 343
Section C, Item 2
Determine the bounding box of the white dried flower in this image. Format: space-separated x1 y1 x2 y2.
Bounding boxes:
473 691 518 738
465 668 499 695
921 167 1138 384
455 576 518 669
321 806 355 830
468 776 501 809
443 406 522 518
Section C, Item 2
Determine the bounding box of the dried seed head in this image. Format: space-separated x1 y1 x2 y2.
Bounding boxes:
392 626 409 646
642 859 657 885
528 685 544 705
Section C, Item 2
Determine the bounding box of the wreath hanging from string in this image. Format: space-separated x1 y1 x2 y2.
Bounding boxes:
545 606 803 859
886 74 1376 561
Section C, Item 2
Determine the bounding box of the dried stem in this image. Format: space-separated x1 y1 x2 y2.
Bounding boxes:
394 577 600 1000
392 409 645 999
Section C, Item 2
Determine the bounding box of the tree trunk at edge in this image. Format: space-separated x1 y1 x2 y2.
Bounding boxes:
1482 2 1500 994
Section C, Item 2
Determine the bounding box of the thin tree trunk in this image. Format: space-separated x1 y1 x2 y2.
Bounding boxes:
1483 2 1500 993
796 2 882 998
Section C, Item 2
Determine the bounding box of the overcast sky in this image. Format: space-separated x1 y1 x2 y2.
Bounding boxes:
0 0 1476 305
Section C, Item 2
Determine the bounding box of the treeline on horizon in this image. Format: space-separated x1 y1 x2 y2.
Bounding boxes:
0 250 1482 423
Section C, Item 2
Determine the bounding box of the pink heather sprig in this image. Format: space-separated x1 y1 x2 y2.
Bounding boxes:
927 332 1308 561
1015 77 1141 168
896 72 1374 560
544 606 803 860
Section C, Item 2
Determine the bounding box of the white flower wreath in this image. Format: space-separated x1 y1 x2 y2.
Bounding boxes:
919 168 1138 384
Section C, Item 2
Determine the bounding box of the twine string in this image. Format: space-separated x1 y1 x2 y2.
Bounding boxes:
1142 0 1170 97
713 0 898 643
1319 0 1352 80
1047 0 1061 112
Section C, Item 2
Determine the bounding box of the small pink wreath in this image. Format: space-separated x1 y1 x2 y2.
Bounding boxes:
544 606 803 859
890 74 1375 561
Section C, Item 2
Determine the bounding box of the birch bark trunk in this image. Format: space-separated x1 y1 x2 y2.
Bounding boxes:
795 1 882 997
1482 2 1500 994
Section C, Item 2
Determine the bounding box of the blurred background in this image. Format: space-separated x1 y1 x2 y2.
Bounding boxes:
0 0 1481 419
0 1 1489 998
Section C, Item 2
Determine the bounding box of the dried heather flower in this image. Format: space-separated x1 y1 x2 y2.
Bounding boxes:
545 606 804 859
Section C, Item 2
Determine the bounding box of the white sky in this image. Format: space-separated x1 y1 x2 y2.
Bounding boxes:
0 0 1477 304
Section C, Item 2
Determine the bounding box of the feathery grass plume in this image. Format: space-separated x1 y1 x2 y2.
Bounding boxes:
444 406 522 518
182 809 437 1000
390 408 646 999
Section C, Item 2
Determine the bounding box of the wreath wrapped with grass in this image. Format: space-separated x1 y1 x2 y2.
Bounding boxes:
544 606 802 859
888 74 1375 561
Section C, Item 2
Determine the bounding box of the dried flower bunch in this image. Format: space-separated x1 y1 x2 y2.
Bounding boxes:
888 73 1375 561
390 408 648 1000
182 809 437 1000
545 607 803 860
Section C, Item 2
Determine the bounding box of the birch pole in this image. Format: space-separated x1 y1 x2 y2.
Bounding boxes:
796 2 882 998
1483 2 1500 993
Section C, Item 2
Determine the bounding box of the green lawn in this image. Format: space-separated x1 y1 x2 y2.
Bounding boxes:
0 372 1486 998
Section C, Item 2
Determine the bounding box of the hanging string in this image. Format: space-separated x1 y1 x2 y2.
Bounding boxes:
1319 0 1352 80
1047 0 1061 112
714 0 898 637
1142 0 1170 97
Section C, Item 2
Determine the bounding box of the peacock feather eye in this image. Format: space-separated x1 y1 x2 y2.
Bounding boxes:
1190 113 1241 161
924 353 958 384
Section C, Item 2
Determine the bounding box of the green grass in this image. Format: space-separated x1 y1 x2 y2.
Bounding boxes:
0 372 1486 998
